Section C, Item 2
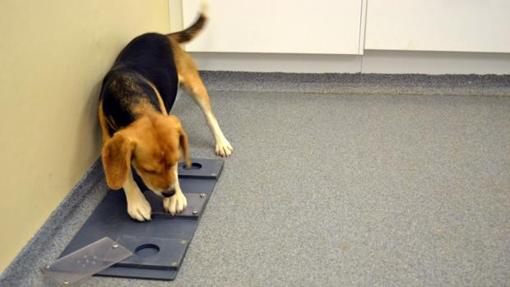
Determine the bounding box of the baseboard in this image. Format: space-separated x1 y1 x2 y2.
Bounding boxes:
199 71 510 97
363 50 510 75
190 51 510 75
189 52 362 73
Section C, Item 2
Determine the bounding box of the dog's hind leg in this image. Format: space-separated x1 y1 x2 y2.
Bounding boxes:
172 43 233 157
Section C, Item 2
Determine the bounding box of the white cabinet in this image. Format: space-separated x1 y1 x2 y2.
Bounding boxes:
172 0 510 73
365 0 510 53
182 0 364 55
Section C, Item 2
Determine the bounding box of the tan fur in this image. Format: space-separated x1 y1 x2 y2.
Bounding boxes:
101 132 136 189
102 114 190 193
170 38 209 107
99 0 231 221
169 38 233 156
145 79 168 115
131 100 159 117
98 102 111 144
168 0 208 44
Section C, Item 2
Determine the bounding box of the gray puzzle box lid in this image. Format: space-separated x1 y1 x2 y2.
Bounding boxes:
56 158 224 281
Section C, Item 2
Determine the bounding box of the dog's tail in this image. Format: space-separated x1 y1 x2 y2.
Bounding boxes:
168 0 208 43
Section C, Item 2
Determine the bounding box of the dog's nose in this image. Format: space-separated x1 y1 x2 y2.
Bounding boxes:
161 190 175 198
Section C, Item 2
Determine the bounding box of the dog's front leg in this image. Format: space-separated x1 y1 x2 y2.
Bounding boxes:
123 171 152 221
163 165 188 215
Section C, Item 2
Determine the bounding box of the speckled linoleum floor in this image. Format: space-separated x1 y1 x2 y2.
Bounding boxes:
2 72 510 287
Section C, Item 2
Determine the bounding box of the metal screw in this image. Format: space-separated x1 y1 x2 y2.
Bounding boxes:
45 265 51 270
181 240 188 245
171 261 178 267
63 281 69 285
112 244 119 249
200 193 206 199
192 210 199 215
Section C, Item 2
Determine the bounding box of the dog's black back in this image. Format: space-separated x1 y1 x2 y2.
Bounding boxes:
100 33 178 135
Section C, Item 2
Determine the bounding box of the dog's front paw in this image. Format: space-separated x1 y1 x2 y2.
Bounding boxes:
127 196 152 221
215 137 233 157
163 191 188 215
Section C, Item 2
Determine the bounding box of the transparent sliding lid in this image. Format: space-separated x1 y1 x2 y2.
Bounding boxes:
41 237 132 285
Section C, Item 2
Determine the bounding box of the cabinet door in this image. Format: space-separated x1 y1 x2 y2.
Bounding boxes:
182 0 364 55
365 0 510 53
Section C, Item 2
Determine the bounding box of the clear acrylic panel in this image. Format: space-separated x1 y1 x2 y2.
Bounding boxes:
42 237 132 285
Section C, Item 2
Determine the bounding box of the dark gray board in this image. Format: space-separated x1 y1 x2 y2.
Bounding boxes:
59 158 223 281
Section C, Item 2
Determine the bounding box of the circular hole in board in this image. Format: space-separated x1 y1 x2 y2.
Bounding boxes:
134 244 160 258
182 162 202 170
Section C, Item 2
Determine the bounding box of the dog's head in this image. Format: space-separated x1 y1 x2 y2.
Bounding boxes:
101 114 191 197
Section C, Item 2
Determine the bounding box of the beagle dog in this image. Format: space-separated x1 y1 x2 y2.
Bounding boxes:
98 0 232 221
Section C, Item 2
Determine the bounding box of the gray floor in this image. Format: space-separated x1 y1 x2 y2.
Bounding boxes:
2 73 510 286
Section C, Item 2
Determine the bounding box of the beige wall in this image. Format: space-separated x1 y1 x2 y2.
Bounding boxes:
0 0 170 271
169 0 184 31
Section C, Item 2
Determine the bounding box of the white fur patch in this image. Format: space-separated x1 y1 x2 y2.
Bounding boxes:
163 165 188 215
123 172 152 221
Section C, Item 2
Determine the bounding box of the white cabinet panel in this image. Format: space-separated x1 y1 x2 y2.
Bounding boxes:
365 0 510 53
183 0 364 55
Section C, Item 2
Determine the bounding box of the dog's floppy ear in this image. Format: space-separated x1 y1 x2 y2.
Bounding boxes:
167 115 192 168
101 133 136 190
